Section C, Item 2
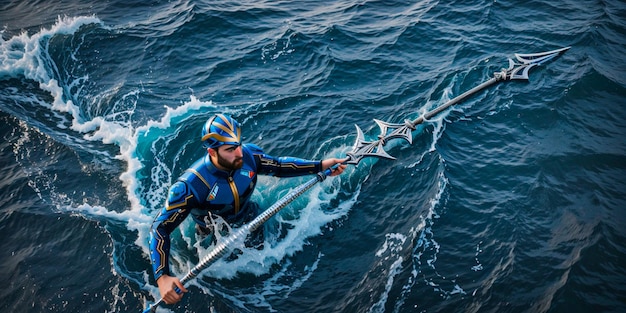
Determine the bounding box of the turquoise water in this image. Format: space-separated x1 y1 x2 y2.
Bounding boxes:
1 1 625 312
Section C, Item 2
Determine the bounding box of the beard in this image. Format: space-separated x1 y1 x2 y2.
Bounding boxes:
216 152 243 170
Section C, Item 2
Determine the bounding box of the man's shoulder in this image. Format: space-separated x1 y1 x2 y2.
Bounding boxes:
166 181 191 210
178 156 217 198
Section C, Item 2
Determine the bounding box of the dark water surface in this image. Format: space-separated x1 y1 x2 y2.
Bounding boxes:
1 0 625 312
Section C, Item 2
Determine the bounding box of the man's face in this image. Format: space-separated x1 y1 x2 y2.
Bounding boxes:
212 144 243 171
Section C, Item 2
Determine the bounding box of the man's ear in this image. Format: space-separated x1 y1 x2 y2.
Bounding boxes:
208 148 217 157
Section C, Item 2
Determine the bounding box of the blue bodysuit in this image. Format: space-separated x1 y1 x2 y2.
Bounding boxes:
149 143 322 281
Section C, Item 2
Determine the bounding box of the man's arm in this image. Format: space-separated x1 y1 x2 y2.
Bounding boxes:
260 155 347 177
149 181 195 303
246 144 347 177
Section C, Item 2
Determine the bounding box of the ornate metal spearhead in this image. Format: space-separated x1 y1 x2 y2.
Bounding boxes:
346 46 570 165
496 46 571 81
346 119 415 164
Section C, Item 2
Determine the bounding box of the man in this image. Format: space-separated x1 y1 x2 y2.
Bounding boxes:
149 114 347 304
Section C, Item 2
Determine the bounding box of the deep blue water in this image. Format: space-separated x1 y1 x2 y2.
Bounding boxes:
1 1 625 312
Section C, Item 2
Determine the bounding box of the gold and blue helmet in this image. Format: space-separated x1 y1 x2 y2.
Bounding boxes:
201 114 241 149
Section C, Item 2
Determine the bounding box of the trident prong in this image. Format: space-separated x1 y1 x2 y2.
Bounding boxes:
499 46 570 81
346 46 570 165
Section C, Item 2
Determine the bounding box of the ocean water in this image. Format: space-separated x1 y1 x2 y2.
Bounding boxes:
1 0 625 312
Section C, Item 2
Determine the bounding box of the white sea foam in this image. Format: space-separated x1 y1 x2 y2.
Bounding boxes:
1 15 206 225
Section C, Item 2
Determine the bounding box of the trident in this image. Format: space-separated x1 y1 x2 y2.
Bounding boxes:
142 46 569 313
